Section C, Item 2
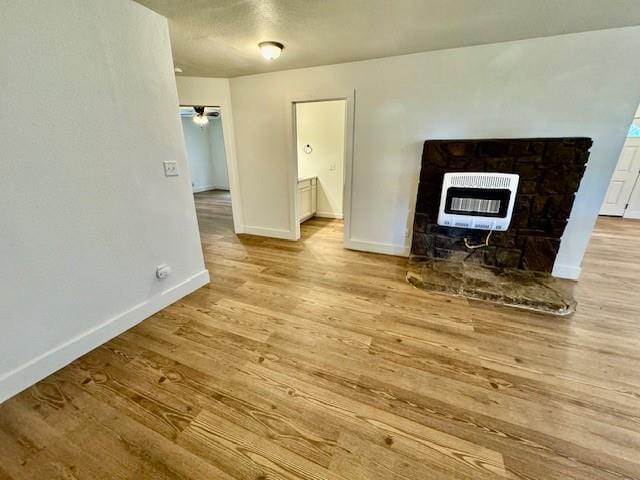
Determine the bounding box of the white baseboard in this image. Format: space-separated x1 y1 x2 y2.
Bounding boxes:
552 263 581 280
315 212 344 219
192 185 229 193
623 210 640 220
242 225 297 240
345 238 410 257
0 270 210 404
192 185 215 193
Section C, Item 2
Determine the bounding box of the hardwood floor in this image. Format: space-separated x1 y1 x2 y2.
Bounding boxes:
1 190 639 479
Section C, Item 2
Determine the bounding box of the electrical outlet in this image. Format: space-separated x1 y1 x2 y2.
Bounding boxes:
329 164 336 171
156 264 171 280
163 161 179 177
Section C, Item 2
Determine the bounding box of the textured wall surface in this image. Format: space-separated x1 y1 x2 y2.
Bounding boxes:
135 0 640 77
412 138 592 273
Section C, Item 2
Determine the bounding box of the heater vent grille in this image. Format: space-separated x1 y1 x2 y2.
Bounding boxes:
438 172 520 231
450 174 512 189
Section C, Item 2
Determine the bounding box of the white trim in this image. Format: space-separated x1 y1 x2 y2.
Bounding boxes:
192 185 229 193
623 209 640 219
242 225 297 240
343 92 356 250
345 238 410 257
552 263 581 280
0 270 209 404
315 212 344 219
193 185 215 193
288 101 301 240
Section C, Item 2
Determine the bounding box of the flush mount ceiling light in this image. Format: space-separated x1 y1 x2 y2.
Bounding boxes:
258 41 284 60
174 67 183 73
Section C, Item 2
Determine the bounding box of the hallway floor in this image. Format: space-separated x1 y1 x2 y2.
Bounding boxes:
1 190 639 479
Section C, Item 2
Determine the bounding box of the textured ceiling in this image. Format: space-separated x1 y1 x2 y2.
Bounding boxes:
135 0 640 78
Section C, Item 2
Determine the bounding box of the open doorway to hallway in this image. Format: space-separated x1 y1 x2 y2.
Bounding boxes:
294 99 347 242
180 105 234 236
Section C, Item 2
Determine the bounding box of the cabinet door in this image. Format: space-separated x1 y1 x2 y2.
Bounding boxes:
298 185 312 221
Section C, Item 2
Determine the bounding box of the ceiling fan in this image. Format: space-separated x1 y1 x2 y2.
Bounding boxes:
179 106 220 126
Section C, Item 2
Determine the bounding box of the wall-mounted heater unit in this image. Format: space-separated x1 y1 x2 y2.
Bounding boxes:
437 172 520 231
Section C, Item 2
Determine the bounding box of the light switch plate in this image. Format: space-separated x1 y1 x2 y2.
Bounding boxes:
163 161 179 177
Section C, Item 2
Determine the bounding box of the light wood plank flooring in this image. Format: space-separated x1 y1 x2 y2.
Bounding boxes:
1 190 639 479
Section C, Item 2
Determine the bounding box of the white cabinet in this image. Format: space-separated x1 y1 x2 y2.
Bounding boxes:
297 177 317 222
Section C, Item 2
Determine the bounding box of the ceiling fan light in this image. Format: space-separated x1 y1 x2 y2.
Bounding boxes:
193 114 209 126
259 41 284 60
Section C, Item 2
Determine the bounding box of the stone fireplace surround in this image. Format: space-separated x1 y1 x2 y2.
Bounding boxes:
411 138 593 273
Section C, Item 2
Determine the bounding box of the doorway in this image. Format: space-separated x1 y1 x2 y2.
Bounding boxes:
180 105 234 235
600 103 640 218
293 99 347 240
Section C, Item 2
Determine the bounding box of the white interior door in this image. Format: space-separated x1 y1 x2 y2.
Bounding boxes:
600 137 640 216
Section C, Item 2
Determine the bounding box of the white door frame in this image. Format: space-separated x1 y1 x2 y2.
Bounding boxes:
286 92 356 244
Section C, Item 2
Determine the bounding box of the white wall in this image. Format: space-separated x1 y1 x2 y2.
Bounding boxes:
176 77 241 230
181 116 229 191
296 101 346 218
182 117 216 191
208 117 230 190
0 0 208 403
229 27 640 278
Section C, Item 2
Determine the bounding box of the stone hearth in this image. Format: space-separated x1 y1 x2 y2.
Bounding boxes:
407 258 576 316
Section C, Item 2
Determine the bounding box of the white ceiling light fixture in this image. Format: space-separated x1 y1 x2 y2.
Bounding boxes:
259 41 284 60
193 115 209 127
174 67 183 73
